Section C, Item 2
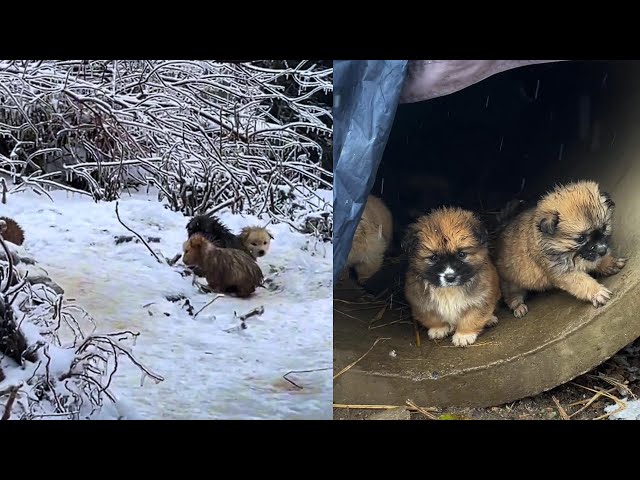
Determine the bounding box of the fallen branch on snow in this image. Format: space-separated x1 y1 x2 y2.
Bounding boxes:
282 367 332 390
114 201 162 263
193 294 225 318
223 306 265 333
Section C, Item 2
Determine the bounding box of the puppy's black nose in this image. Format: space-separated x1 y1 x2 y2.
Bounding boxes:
444 273 456 282
258 250 265 256
596 244 608 256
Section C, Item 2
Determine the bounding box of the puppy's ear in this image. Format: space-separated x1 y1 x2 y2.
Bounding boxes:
401 225 419 255
472 223 489 246
238 228 249 240
601 191 615 209
538 212 560 235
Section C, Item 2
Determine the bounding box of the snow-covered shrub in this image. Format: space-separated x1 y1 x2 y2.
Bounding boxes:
0 60 333 239
0 236 162 419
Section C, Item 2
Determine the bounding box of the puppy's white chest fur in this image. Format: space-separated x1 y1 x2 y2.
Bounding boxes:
420 282 483 326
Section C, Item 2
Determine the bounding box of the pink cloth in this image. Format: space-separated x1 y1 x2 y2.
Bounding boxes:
399 60 564 104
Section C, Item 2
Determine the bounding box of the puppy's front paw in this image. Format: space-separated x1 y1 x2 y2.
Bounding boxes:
428 325 453 340
600 256 627 276
452 332 478 347
513 303 529 318
592 285 612 307
610 257 627 275
485 315 499 327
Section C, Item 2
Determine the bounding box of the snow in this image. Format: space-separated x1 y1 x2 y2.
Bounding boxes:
604 399 640 420
1 188 333 420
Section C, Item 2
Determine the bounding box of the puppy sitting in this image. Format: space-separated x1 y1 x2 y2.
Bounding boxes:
182 234 264 298
345 195 393 283
403 207 501 347
239 226 274 259
495 180 627 318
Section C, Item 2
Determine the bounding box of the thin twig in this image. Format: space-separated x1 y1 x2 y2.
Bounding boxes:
587 374 635 398
0 228 14 294
1 178 7 204
237 306 265 321
333 403 439 412
568 388 617 418
114 201 162 263
570 382 627 420
1 385 20 420
282 367 332 390
552 395 570 420
367 305 387 329
333 338 390 380
167 253 182 266
193 294 224 318
405 399 438 420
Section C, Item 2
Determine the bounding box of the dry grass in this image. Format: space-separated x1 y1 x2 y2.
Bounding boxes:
586 374 635 398
406 399 438 419
570 382 628 420
333 337 390 380
368 305 387 328
552 395 570 420
333 402 439 419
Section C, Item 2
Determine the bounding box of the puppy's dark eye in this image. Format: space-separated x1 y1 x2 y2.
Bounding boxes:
429 254 438 261
458 251 467 259
263 241 267 245
577 235 586 243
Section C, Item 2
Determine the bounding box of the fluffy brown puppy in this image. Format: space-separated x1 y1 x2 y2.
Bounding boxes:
494 180 627 318
183 234 264 298
239 226 273 259
0 216 25 245
345 195 393 283
403 207 501 347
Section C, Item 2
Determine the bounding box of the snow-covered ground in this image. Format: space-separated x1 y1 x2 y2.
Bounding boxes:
605 399 640 420
2 188 333 420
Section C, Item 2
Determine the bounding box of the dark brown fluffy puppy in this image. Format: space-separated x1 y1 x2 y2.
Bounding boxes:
182 234 264 298
495 180 627 318
0 217 25 245
403 207 501 347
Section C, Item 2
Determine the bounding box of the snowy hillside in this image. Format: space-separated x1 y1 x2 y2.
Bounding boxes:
0 188 333 419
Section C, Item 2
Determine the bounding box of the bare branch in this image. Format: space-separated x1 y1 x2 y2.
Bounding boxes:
114 201 162 263
193 294 224 318
282 367 332 390
0 225 14 294
1 385 20 420
0 60 332 240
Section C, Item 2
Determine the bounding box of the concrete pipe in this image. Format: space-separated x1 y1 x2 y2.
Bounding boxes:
334 60 640 408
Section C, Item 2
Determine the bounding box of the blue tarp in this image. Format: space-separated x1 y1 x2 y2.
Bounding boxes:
333 60 409 283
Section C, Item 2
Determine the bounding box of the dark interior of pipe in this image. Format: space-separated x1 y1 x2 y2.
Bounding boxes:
374 60 638 254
